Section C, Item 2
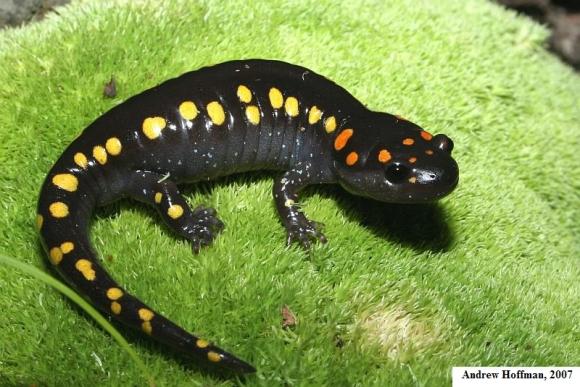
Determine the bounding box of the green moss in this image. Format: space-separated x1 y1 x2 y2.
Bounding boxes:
0 0 578 385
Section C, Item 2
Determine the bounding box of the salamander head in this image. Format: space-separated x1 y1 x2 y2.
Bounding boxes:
331 113 458 203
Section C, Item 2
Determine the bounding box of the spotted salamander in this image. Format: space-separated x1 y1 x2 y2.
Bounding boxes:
36 59 459 373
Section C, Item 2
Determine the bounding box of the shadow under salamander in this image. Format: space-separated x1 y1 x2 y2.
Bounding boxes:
306 183 455 254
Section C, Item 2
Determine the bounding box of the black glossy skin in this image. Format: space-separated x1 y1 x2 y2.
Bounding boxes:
36 59 459 374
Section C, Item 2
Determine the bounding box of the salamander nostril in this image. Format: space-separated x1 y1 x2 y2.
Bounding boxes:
433 134 454 153
385 163 410 184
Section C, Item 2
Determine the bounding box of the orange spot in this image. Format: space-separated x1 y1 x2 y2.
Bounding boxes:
196 339 209 348
402 138 414 146
334 129 353 151
420 131 433 141
346 152 358 166
425 150 434 155
378 149 391 163
408 177 417 184
409 157 417 164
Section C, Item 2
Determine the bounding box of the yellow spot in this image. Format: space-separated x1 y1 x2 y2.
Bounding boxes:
196 339 209 348
142 321 152 335
402 138 414 146
324 116 337 133
111 301 122 315
245 105 260 125
284 97 299 117
75 259 96 281
409 177 417 184
106 287 124 300
284 199 295 207
409 157 417 164
425 150 434 156
138 308 154 321
74 152 88 169
60 242 74 254
105 137 122 156
167 204 184 219
179 101 198 120
378 149 392 163
49 247 63 265
35 214 43 231
207 351 222 363
52 173 78 192
334 129 354 151
420 131 433 141
237 85 252 103
49 202 69 218
142 116 167 139
93 145 108 165
207 101 225 125
154 192 162 204
308 106 322 124
346 152 359 166
269 87 284 109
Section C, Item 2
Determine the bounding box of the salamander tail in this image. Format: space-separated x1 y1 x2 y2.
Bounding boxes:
36 169 255 374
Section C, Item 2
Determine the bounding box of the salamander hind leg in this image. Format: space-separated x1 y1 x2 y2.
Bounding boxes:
189 205 225 253
127 171 224 252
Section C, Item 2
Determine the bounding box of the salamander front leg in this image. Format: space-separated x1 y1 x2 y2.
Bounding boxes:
127 171 224 253
273 163 328 249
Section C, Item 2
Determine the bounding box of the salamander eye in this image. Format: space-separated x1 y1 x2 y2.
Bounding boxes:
385 163 410 184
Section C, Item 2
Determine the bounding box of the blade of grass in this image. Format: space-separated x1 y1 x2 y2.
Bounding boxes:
0 254 155 387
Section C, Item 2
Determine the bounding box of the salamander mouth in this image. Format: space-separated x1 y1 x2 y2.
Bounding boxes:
388 168 459 203
339 167 459 204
